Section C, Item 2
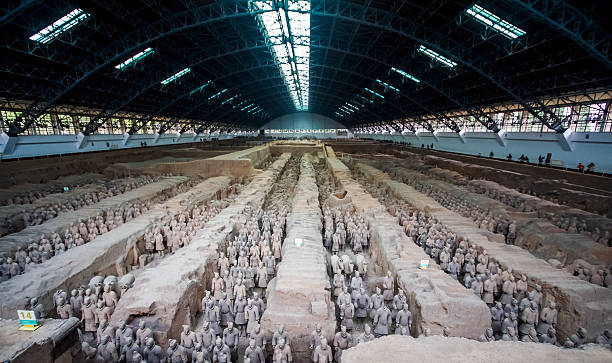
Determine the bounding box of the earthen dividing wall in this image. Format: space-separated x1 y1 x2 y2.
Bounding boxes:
0 176 231 320
354 162 612 340
325 156 491 339
110 153 292 346
342 335 612 363
149 144 272 179
261 154 336 361
0 176 190 258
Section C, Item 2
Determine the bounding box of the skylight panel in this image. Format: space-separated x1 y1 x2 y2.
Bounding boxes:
390 67 421 83
208 89 228 100
115 48 154 70
247 106 262 113
358 95 374 104
365 88 385 99
221 95 239 105
346 103 360 111
160 68 191 85
241 103 255 111
190 81 211 95
253 1 310 111
376 79 400 93
465 4 526 39
417 45 458 68
29 9 91 44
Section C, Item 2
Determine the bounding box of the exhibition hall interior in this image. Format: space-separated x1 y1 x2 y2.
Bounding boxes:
0 1 611 362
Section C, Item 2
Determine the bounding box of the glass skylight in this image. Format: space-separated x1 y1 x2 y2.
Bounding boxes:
221 95 239 105
190 81 211 95
253 1 310 111
358 95 374 104
115 48 154 70
241 103 255 111
29 9 91 44
365 87 385 99
390 67 420 83
208 88 228 100
417 45 458 68
376 79 400 92
247 106 262 113
160 68 191 85
465 4 526 39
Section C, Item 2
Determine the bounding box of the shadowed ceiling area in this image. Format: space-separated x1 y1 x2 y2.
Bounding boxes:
0 0 610 136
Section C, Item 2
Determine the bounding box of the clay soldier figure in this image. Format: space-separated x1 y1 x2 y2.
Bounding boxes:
31 297 45 320
309 323 324 362
218 252 230 276
223 321 239 362
115 320 134 349
332 271 345 297
244 338 266 363
81 297 97 333
205 300 222 335
212 336 231 363
350 271 364 301
595 329 611 348
212 272 224 301
313 336 333 363
234 294 247 336
219 292 234 327
245 299 260 335
483 275 497 305
540 327 557 345
56 297 73 319
490 302 504 335
359 324 375 344
382 271 394 301
537 301 558 335
337 286 351 308
234 278 247 301
252 292 266 318
102 284 118 313
521 327 539 343
395 303 412 335
266 251 276 279
120 336 141 363
273 338 292 363
96 320 115 346
181 325 198 360
369 287 384 320
373 304 392 336
570 327 588 347
354 288 370 322
95 301 112 324
272 324 291 349
479 328 495 342
339 301 355 331
392 290 406 320
98 335 119 362
519 301 538 337
154 231 165 257
333 325 352 363
136 320 153 347
70 289 83 317
198 321 216 357
501 275 516 305
142 337 164 363
257 262 268 289
515 275 528 301
249 323 267 351
192 343 210 363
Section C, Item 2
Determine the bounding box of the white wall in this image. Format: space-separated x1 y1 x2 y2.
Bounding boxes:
357 131 612 173
260 112 346 130
0 131 255 159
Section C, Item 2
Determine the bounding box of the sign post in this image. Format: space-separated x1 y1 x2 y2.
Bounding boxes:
17 310 40 331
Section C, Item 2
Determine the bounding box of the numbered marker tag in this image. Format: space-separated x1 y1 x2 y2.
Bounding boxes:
63 186 69 192
17 310 38 330
419 259 429 270
294 238 303 247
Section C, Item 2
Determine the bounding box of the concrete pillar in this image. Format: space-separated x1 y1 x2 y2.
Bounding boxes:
71 115 80 135
50 113 60 135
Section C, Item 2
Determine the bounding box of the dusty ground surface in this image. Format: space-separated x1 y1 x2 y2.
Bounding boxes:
342 335 612 363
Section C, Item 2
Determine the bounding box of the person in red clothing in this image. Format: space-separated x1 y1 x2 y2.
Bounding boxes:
577 163 585 172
